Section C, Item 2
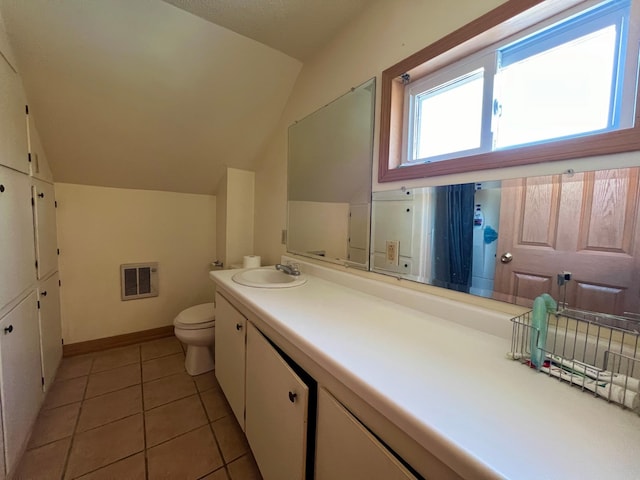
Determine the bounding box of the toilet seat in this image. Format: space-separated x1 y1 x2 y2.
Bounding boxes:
173 303 215 330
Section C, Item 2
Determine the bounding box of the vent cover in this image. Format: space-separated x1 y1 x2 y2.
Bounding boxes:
120 263 158 300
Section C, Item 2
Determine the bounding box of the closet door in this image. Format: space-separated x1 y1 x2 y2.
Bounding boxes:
0 292 43 474
38 272 62 391
0 55 28 174
0 165 36 310
32 179 58 280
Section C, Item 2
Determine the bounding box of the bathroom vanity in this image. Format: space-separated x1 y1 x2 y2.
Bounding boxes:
210 259 640 480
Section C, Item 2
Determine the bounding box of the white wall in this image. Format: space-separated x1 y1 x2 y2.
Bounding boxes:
55 183 216 344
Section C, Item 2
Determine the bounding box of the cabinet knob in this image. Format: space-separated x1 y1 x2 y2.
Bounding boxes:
38 192 45 198
0 184 5 193
41 291 47 297
288 391 297 403
4 325 13 334
236 323 243 331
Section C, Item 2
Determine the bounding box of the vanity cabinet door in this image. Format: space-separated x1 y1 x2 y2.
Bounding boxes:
214 292 246 430
315 388 417 480
245 323 309 480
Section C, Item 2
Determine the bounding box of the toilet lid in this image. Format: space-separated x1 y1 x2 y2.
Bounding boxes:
174 303 215 326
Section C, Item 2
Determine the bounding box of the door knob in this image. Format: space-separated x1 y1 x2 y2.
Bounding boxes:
500 252 513 264
235 323 243 331
4 325 13 334
288 391 297 403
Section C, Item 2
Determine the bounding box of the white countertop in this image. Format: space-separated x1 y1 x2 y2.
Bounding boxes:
210 263 640 480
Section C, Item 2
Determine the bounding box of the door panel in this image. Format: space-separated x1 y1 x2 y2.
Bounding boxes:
39 272 62 391
495 168 640 315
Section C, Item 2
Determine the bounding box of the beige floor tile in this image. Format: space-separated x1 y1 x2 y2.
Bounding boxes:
65 414 144 479
143 372 197 410
44 376 88 410
227 454 262 480
212 415 249 463
141 336 183 361
142 352 186 382
29 402 81 449
76 385 142 432
145 394 208 447
14 437 71 480
85 363 141 399
202 467 230 480
194 371 222 393
201 389 233 422
56 355 94 381
75 453 146 480
91 345 140 373
147 425 223 480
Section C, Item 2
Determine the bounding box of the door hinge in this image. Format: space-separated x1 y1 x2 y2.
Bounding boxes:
35 260 38 269
55 200 58 208
25 105 29 115
61 338 64 345
59 279 61 287
57 248 60 255
31 197 34 206
41 377 44 386
37 300 40 309
27 153 32 163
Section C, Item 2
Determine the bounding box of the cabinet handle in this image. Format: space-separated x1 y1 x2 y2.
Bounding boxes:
0 184 4 193
236 323 243 331
288 391 297 403
38 192 45 198
4 325 13 334
41 291 47 296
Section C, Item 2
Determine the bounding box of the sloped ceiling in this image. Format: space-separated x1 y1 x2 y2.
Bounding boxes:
0 0 368 194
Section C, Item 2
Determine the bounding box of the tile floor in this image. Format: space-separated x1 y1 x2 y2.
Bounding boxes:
14 336 262 480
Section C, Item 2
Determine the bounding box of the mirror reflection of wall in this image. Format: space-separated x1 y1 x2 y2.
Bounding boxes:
371 167 640 317
287 79 375 267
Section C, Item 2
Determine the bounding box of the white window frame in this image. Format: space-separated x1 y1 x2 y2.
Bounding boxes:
400 0 636 168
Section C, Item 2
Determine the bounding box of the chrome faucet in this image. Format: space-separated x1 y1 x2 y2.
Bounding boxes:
275 263 301 276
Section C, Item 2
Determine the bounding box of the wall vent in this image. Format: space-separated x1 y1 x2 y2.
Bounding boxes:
120 262 158 301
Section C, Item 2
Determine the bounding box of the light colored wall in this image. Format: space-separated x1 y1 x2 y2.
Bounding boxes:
55 183 216 344
226 168 255 267
216 167 255 268
254 0 509 265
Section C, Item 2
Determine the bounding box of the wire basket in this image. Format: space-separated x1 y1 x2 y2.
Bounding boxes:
508 306 640 414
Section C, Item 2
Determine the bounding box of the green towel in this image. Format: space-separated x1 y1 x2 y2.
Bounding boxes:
530 293 557 368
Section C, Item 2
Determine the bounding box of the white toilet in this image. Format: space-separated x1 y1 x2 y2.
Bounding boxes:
173 303 215 376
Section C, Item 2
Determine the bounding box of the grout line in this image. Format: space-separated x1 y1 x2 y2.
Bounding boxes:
196 376 230 480
60 353 95 478
138 342 150 480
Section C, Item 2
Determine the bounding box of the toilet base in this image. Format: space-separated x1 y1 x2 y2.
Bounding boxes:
185 345 215 376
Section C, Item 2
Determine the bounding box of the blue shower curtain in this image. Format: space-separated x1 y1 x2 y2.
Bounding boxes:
432 183 475 293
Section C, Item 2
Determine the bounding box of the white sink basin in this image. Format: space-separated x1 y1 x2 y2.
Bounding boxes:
232 267 307 288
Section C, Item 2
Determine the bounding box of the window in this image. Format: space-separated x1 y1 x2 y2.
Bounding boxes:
380 0 640 182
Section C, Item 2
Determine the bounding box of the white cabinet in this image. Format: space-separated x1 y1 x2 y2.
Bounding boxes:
0 55 28 174
38 272 62 391
0 165 36 310
0 292 44 475
245 323 309 480
32 179 58 280
315 388 417 480
27 118 53 182
214 292 247 430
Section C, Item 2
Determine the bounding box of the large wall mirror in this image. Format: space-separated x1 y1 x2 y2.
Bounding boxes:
371 166 640 316
287 78 375 268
